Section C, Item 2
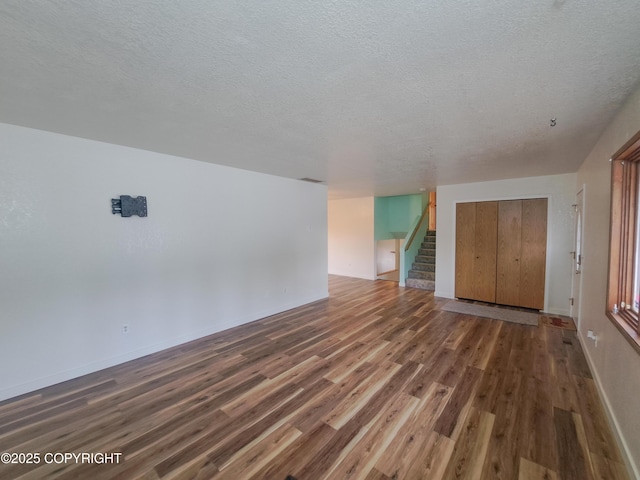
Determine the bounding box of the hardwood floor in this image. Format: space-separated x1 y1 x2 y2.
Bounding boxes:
0 275 629 480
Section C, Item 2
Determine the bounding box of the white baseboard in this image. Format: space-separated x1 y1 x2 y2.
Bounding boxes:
328 270 375 281
434 289 454 299
543 307 570 316
576 331 639 479
0 292 328 402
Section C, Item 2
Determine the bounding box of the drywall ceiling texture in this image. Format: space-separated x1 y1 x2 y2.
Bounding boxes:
1 1 640 199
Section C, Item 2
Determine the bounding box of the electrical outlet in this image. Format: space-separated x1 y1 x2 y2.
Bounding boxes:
122 324 129 334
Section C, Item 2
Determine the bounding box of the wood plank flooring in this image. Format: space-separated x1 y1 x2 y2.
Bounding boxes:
0 275 629 480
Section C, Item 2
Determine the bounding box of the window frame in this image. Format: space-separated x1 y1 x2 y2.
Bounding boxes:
607 129 640 354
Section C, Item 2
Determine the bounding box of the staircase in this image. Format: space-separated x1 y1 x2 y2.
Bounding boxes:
406 230 436 291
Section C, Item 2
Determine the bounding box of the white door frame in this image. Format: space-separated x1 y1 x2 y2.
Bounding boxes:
570 186 585 326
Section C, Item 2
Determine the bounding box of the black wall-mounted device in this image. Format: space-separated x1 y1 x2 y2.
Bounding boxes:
112 195 147 217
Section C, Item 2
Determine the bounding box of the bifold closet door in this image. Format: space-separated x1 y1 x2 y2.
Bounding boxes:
496 200 522 306
455 203 476 300
496 198 547 309
519 198 547 309
455 201 498 303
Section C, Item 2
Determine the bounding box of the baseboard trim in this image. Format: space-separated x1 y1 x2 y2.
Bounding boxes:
577 330 639 479
434 289 454 299
543 307 570 317
0 292 328 402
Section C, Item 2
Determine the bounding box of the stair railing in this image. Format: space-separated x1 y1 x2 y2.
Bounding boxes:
399 205 430 287
404 207 430 253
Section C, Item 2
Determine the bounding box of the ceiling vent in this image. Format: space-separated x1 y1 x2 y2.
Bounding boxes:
299 177 324 184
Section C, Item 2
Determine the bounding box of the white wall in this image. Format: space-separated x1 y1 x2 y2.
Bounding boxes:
575 85 640 478
435 173 577 316
328 197 375 280
376 239 397 274
0 123 328 401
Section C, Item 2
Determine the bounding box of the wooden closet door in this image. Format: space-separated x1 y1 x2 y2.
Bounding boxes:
496 200 522 306
456 201 498 302
455 202 476 300
519 198 547 309
473 201 498 302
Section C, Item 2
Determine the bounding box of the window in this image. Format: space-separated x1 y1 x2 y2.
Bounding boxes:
608 129 640 352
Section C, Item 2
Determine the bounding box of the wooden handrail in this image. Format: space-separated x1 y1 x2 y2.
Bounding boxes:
404 206 430 252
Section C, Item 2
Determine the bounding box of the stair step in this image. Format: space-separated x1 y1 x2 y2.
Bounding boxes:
408 270 435 280
406 278 435 291
412 263 435 272
413 230 436 281
415 256 435 265
415 255 436 264
409 229 436 289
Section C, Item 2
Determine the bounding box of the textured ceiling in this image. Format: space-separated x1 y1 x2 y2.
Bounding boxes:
1 1 640 198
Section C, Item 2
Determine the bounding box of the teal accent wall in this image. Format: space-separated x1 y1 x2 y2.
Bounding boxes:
374 194 424 240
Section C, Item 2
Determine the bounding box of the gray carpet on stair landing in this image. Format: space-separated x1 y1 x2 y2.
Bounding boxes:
442 300 539 326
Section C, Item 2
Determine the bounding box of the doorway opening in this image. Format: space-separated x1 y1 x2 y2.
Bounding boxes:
571 187 584 327
376 239 404 282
